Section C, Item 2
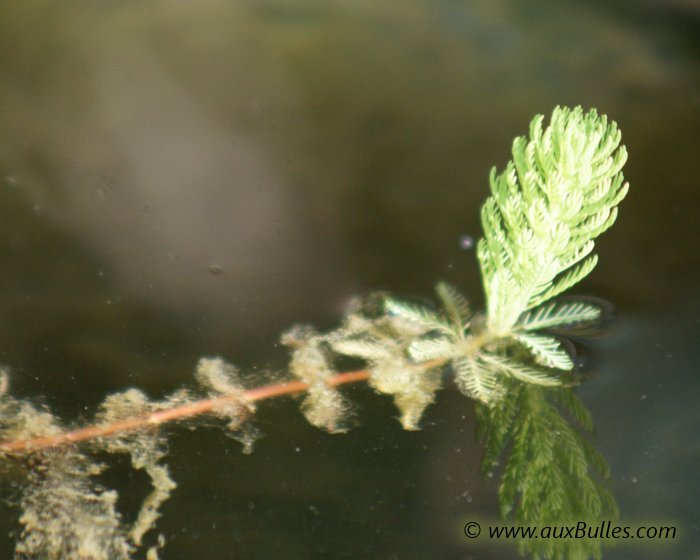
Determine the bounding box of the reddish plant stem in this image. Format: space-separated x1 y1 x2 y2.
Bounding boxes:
0 369 371 454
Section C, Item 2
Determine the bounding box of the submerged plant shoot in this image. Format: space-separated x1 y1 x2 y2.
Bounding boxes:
0 106 628 559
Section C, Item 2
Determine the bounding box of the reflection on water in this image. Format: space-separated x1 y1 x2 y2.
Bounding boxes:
0 0 698 558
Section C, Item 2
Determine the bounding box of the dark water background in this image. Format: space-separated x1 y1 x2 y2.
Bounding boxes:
0 0 698 558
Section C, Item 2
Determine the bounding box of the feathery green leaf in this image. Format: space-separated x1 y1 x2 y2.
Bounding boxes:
478 382 617 560
518 300 602 331
479 352 563 386
510 333 574 370
477 106 628 335
435 282 471 326
453 356 502 404
407 337 455 363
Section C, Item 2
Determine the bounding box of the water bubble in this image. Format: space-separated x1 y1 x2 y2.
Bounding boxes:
460 490 473 503
208 264 224 276
458 234 474 250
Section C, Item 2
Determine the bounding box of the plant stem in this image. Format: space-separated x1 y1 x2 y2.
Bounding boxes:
0 369 372 454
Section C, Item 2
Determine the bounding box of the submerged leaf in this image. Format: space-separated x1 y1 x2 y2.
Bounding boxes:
407 337 455 363
510 333 574 370
283 326 352 434
520 300 602 331
331 337 393 361
453 356 502 405
435 282 471 326
477 382 617 560
370 360 443 431
385 299 448 334
483 354 562 387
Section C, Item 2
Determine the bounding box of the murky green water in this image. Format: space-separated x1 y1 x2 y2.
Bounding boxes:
0 0 698 558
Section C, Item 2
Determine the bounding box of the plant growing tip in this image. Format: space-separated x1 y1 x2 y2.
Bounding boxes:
479 106 628 336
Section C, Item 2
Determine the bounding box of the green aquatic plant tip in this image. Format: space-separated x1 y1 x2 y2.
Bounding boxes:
365 108 629 414
0 106 628 560
479 106 628 335
347 105 628 559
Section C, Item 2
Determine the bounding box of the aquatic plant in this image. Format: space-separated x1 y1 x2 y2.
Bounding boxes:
0 106 628 559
